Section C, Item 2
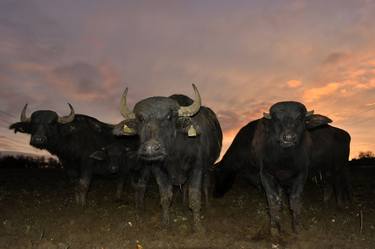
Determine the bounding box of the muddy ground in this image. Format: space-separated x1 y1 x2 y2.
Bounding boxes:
0 167 374 249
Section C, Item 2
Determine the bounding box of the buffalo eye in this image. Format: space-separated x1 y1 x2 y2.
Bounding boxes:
137 115 145 123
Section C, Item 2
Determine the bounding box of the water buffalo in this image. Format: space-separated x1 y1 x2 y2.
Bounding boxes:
213 102 351 235
309 119 352 207
254 101 314 235
113 84 222 231
213 116 351 207
212 119 261 198
9 104 138 206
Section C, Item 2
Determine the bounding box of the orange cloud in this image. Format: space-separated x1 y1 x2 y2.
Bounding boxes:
287 79 302 88
303 82 340 103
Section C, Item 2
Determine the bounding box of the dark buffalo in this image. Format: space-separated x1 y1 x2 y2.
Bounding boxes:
213 116 351 207
113 84 222 231
253 101 314 235
309 118 352 207
212 119 261 198
89 141 139 200
9 104 138 206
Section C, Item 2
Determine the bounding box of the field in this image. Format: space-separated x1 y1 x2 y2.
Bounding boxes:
0 167 374 249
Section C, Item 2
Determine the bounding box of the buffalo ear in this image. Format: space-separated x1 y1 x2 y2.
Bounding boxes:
113 120 137 136
9 122 30 134
60 124 77 136
263 112 271 120
306 114 332 129
89 150 106 161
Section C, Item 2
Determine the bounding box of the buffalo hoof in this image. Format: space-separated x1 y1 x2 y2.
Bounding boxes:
270 226 281 237
75 194 80 206
193 223 206 234
292 221 304 234
161 217 170 230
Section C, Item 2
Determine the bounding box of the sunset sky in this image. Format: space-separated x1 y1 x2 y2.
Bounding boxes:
0 0 374 159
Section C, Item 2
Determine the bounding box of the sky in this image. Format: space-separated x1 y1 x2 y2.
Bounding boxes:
0 0 374 159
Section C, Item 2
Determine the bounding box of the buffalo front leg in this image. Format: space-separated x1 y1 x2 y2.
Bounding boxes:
289 172 307 233
182 183 189 207
132 168 150 210
75 169 92 207
152 167 172 228
202 172 210 208
115 175 125 201
189 168 204 232
260 170 283 237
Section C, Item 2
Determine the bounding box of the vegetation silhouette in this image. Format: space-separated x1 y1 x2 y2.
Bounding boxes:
350 151 375 167
0 154 61 169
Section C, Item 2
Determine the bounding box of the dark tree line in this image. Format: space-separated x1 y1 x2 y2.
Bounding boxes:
350 151 375 167
0 155 61 169
0 151 373 169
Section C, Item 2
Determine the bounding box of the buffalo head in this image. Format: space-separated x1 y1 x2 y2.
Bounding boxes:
263 101 313 148
114 84 201 162
89 143 133 173
9 103 75 149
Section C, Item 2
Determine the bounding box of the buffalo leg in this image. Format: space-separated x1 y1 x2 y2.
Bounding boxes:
189 168 204 232
334 165 352 208
152 167 172 228
202 172 210 208
182 183 189 207
115 175 125 201
260 170 282 236
76 169 92 207
132 168 150 210
289 172 307 233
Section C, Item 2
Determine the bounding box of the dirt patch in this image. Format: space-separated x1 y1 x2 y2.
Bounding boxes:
0 168 374 249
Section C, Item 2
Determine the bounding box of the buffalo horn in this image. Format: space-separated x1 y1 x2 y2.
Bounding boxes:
263 112 272 119
20 104 31 122
120 88 136 120
178 84 202 117
306 110 314 117
57 103 75 124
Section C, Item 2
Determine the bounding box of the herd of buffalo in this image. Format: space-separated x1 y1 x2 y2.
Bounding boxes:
9 84 351 236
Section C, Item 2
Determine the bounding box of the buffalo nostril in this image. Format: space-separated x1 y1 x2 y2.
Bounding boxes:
146 143 160 152
32 136 46 144
153 143 160 151
282 134 295 143
142 140 162 154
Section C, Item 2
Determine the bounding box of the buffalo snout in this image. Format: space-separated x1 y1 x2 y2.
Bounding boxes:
109 164 119 173
138 139 166 161
279 132 298 147
30 135 47 147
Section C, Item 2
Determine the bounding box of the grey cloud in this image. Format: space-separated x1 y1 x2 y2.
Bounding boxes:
323 52 350 65
216 110 241 132
0 0 65 64
53 62 102 93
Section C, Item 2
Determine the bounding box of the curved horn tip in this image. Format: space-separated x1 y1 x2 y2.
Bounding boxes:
58 103 75 124
120 87 136 120
21 103 31 122
192 83 200 95
306 110 314 116
177 84 202 117
22 103 28 111
67 103 74 111
122 87 129 97
263 112 272 119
